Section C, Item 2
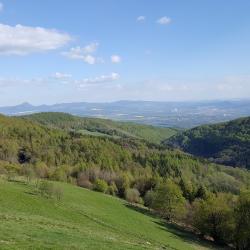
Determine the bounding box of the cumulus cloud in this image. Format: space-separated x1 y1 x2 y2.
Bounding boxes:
157 16 172 25
0 3 3 12
137 16 145 22
111 55 121 63
0 23 71 55
62 42 104 64
78 72 120 87
53 72 72 79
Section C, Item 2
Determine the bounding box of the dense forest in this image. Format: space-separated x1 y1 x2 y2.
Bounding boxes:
0 113 250 248
165 117 250 169
23 112 177 144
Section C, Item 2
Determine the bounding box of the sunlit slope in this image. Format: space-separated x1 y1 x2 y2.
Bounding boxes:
23 112 177 144
0 179 215 250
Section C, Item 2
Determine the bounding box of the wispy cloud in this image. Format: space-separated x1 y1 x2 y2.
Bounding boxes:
78 72 120 87
62 42 104 64
157 16 172 25
0 23 71 55
52 72 72 79
111 55 121 63
137 16 146 22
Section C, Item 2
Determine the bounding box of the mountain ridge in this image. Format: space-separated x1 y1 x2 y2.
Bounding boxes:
1 99 250 128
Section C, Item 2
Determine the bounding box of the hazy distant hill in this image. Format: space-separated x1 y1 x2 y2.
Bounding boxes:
23 112 177 144
1 99 250 128
165 117 250 169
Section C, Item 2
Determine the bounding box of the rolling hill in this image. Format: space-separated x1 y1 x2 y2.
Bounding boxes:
1 99 250 128
165 117 250 169
22 112 177 144
0 177 219 250
0 113 250 248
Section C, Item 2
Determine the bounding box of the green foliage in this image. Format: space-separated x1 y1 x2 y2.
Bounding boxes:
192 194 235 244
151 180 186 221
24 112 177 144
107 181 118 196
0 114 249 198
38 180 64 200
143 190 155 207
0 179 216 250
93 179 108 193
125 188 141 204
234 191 250 249
166 117 250 169
38 180 55 198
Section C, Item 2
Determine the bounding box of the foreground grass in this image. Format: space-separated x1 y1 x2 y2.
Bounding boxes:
0 178 220 250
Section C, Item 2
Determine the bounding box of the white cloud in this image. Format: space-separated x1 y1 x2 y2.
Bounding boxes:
62 43 104 64
78 72 120 87
111 55 121 63
53 72 72 79
157 16 172 25
0 23 71 55
0 3 3 12
137 16 145 22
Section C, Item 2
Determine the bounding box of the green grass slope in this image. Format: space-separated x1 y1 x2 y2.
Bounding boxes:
23 112 177 144
0 178 217 250
165 117 250 169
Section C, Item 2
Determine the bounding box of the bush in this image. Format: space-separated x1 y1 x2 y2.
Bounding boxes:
125 188 141 203
107 181 118 196
51 168 68 182
93 179 108 193
34 162 49 178
39 181 54 198
77 172 93 189
38 180 64 200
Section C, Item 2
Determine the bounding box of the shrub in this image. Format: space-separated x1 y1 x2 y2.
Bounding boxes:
93 179 108 193
39 181 54 198
107 181 118 196
77 172 93 189
125 188 141 203
51 168 68 182
38 180 64 201
34 162 49 178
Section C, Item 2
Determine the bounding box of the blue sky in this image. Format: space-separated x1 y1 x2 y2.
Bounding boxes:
0 0 250 105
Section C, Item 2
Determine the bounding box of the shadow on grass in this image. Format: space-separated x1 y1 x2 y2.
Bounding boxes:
125 203 156 218
125 203 230 250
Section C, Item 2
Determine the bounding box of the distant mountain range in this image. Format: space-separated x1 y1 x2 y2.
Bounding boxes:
1 99 250 128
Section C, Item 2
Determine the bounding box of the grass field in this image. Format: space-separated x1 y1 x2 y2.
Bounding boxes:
0 178 220 250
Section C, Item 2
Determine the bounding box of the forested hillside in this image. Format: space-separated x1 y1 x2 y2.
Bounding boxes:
165 117 250 169
23 112 177 144
0 114 250 248
1 114 249 195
